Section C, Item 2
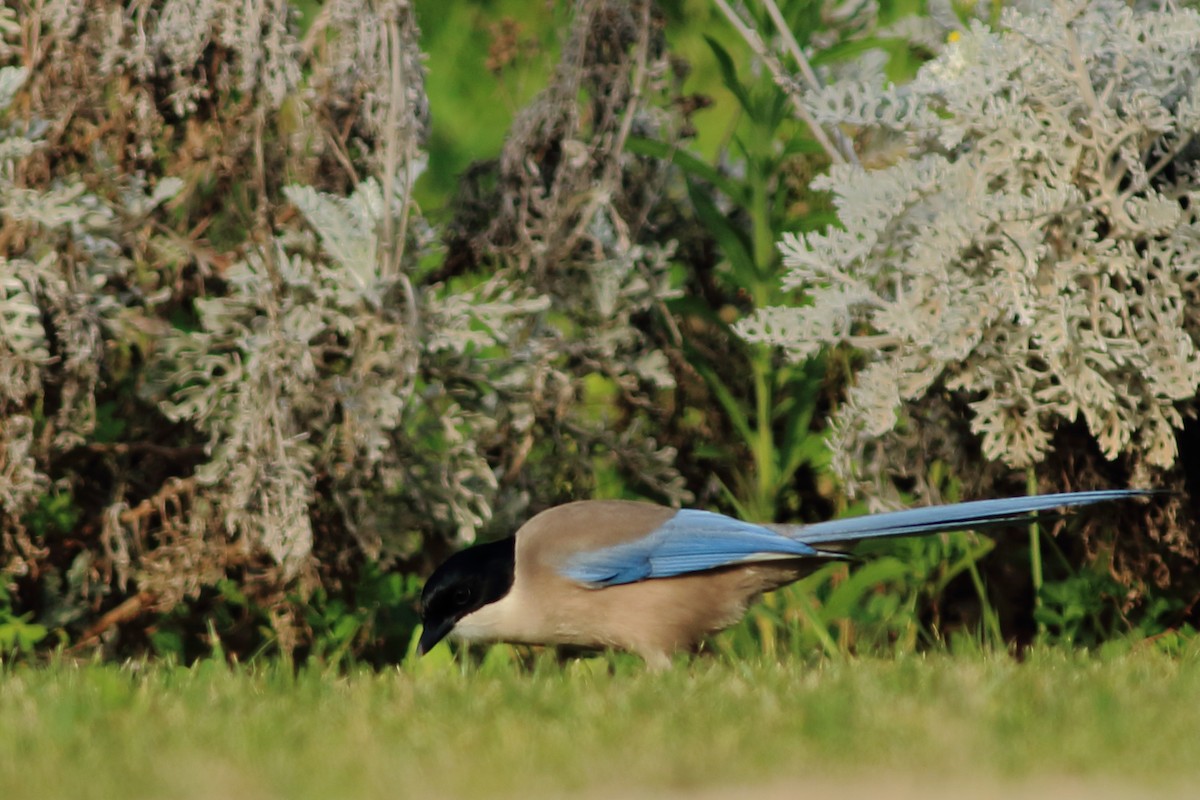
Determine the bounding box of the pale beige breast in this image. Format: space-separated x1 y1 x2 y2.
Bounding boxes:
522 556 812 663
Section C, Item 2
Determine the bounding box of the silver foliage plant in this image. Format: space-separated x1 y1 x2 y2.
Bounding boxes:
155 0 540 584
4 0 695 631
740 1 1200 493
1 0 323 608
0 64 182 578
159 178 548 578
0 68 51 533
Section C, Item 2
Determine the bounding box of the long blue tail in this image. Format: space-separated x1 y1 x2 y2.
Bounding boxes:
777 489 1153 546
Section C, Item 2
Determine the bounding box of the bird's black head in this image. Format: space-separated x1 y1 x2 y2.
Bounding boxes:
418 537 516 655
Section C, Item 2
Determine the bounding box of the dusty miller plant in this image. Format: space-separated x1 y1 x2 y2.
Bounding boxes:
0 64 182 589
2 0 562 652
741 1 1200 503
158 177 549 584
2 0 337 628
153 0 554 601
0 0 711 658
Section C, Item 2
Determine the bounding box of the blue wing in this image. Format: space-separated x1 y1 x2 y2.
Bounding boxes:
558 490 1152 588
560 509 845 587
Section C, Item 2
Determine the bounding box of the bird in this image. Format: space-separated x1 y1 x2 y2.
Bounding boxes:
417 489 1149 668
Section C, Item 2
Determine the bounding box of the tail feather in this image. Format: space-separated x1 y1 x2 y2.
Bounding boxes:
774 489 1153 546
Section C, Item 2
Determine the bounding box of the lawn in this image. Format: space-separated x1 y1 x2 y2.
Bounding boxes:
2 644 1198 800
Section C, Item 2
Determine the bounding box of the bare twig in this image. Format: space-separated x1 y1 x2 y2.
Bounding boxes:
70 591 156 651
710 0 856 165
759 0 822 95
118 476 197 527
1142 132 1195 186
252 104 283 296
299 3 334 60
83 442 206 459
378 14 403 279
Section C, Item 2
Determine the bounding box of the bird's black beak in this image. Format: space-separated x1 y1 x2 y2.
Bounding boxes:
417 618 455 656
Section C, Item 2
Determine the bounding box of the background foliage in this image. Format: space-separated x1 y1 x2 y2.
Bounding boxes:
0 0 1195 664
739 0 1200 601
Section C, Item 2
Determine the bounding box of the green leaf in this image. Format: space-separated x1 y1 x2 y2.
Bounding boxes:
932 537 997 596
781 135 829 157
766 87 791 129
93 401 128 444
0 615 48 653
690 358 753 448
704 35 752 111
665 295 733 334
686 179 759 289
775 357 827 481
821 557 911 622
787 210 840 233
626 136 748 205
809 37 906 67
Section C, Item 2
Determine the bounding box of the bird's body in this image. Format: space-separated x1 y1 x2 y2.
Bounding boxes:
450 500 810 668
418 490 1149 668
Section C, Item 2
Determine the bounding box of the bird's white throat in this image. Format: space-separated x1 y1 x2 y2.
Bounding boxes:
450 589 527 643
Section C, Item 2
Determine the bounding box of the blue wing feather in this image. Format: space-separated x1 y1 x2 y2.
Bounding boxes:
784 490 1151 545
558 490 1151 588
561 509 837 587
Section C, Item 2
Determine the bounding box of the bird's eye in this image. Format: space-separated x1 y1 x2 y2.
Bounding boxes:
452 586 473 606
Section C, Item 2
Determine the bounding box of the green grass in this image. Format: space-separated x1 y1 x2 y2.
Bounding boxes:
3 644 1199 800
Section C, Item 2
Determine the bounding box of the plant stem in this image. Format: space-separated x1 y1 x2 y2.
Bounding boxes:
966 556 1004 650
749 147 777 520
1027 466 1046 640
796 592 842 659
710 0 849 164
751 353 776 519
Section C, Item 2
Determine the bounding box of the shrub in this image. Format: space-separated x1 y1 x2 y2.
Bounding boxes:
738 0 1200 585
0 0 693 658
